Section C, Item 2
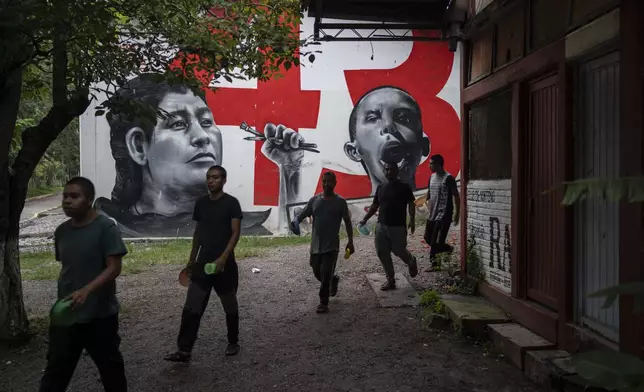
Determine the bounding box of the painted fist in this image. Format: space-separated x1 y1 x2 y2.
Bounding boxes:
261 123 305 173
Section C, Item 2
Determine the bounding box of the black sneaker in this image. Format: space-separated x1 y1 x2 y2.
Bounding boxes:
330 276 340 297
225 343 240 356
409 256 418 278
316 303 329 314
380 280 397 291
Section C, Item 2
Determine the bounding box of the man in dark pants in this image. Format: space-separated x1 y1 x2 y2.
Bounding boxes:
165 165 242 362
40 177 128 392
359 162 418 291
292 172 355 313
424 154 460 269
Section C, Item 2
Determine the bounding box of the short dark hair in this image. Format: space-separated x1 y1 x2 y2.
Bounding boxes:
348 86 422 142
430 154 444 166
208 165 227 179
322 171 336 180
66 177 96 200
106 74 206 208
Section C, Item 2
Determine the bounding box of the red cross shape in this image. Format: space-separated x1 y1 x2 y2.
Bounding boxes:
204 60 320 206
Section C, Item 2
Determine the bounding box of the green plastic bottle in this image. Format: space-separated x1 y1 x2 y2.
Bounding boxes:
204 263 218 275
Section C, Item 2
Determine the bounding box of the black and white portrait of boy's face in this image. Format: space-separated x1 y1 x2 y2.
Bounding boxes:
344 86 429 193
126 90 223 196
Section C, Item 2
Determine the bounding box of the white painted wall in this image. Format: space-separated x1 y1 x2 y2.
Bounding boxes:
466 179 512 293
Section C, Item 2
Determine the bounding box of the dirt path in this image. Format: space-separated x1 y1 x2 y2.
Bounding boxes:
1 234 538 392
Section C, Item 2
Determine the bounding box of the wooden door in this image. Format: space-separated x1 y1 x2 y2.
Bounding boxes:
526 74 561 310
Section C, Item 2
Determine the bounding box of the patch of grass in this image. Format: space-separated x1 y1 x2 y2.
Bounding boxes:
20 235 312 281
26 185 62 198
419 289 445 314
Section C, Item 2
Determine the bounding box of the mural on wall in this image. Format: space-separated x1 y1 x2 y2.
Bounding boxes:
82 17 462 237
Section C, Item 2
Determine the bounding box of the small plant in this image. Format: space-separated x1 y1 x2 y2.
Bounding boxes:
465 234 485 282
419 289 445 314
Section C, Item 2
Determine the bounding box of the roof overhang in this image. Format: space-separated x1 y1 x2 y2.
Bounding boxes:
307 0 467 48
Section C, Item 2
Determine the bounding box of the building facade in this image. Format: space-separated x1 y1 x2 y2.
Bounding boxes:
458 0 643 358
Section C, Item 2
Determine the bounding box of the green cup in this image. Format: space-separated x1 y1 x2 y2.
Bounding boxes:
204 263 218 275
50 299 77 327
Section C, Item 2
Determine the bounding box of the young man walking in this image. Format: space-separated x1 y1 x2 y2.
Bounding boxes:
292 172 355 313
40 177 128 392
359 162 418 291
165 165 243 362
424 154 460 269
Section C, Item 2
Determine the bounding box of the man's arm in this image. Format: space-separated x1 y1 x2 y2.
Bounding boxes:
69 223 126 308
425 177 432 215
218 218 242 264
342 200 354 248
407 186 416 233
360 189 380 224
189 200 202 267
216 198 244 267
188 223 202 266
449 176 461 224
296 198 314 223
83 255 123 295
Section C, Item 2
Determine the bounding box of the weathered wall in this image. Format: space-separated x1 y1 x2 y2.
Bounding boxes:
80 17 462 237
466 179 511 293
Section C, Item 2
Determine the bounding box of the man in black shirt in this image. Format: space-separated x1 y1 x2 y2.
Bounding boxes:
360 162 418 290
165 165 243 362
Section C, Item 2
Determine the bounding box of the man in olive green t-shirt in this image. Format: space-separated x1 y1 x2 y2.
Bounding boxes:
39 177 128 392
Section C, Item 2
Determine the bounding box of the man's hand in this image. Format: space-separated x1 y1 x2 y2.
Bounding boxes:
66 287 91 310
261 123 305 174
408 221 416 235
359 219 367 227
185 260 196 276
214 255 228 273
346 240 355 255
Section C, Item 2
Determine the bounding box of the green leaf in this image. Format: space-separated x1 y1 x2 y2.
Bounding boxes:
587 282 644 312
561 177 644 205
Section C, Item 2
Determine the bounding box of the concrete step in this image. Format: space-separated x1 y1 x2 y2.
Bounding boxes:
440 294 510 337
438 294 609 392
365 273 419 308
488 323 555 370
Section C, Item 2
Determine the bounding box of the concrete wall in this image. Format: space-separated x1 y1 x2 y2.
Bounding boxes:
80 17 462 237
466 179 511 293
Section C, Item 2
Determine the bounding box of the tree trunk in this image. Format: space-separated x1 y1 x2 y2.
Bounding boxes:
0 80 90 340
0 69 29 340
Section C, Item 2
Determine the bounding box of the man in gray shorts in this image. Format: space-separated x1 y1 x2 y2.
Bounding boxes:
291 172 354 313
360 162 418 291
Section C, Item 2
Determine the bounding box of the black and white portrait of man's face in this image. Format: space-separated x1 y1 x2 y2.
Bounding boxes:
126 90 223 197
344 86 429 192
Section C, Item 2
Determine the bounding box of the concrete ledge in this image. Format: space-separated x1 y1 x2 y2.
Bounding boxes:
524 350 571 390
441 294 510 338
488 323 555 370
